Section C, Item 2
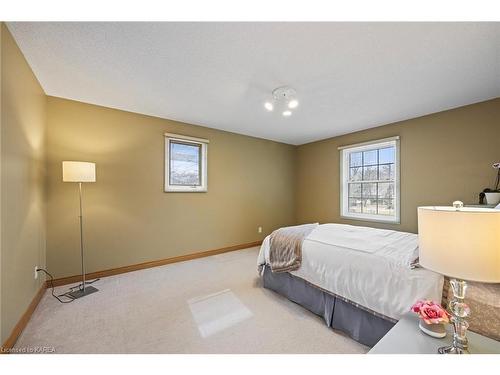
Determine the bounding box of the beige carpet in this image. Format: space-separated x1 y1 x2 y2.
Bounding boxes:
15 247 368 354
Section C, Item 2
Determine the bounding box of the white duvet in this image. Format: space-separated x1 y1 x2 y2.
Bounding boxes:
257 223 444 321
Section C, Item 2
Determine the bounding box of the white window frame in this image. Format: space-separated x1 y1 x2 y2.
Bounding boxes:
164 133 208 193
339 136 400 224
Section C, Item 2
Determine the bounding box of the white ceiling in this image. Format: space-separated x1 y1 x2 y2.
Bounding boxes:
7 22 500 145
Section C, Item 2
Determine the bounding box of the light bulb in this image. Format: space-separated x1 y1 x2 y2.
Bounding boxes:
288 99 299 109
264 102 274 111
282 110 292 117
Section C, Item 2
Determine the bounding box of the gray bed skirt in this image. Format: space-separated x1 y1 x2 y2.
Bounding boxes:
262 266 396 347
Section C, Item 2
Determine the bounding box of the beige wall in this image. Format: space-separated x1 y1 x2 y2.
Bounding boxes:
0 24 47 343
1 21 499 344
46 97 296 278
0 22 3 342
296 98 500 233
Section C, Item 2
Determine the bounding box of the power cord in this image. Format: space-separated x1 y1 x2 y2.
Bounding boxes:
36 268 75 304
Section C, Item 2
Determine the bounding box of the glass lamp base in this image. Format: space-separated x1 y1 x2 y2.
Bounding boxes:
439 278 471 354
438 345 470 354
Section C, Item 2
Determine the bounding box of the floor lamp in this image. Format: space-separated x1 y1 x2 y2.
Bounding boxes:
62 161 99 299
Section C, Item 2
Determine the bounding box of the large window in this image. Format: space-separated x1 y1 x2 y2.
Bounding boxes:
340 136 400 223
165 133 208 192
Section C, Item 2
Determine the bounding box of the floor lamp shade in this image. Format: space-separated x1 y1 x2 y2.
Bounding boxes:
62 161 96 183
418 207 500 283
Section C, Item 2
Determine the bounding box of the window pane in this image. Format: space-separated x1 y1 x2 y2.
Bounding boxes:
362 183 377 198
170 142 201 186
377 199 395 216
342 141 398 220
361 198 377 214
379 163 394 180
379 147 395 164
363 150 378 166
362 166 377 180
378 182 394 199
348 198 362 213
349 183 362 198
349 167 362 181
350 152 362 167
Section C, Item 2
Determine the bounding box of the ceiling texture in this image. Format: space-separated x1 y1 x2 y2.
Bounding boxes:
7 22 500 145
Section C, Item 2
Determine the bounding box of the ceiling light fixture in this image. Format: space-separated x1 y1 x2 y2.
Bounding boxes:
264 86 299 117
264 102 274 111
288 99 299 109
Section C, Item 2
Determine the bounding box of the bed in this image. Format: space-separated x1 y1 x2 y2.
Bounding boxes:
257 223 444 346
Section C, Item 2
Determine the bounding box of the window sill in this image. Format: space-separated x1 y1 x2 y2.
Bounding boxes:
340 213 400 225
164 187 208 193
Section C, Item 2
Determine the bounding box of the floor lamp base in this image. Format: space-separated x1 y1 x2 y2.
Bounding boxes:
68 285 99 299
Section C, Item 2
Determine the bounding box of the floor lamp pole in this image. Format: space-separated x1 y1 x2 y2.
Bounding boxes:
78 182 86 293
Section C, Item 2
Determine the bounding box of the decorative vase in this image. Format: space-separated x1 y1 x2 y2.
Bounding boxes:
485 192 500 205
419 320 447 338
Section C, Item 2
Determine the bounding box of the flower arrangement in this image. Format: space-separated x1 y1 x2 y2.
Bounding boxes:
480 163 500 205
492 162 500 192
411 300 450 324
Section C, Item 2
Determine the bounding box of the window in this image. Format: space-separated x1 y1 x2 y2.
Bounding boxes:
339 136 400 223
165 133 208 192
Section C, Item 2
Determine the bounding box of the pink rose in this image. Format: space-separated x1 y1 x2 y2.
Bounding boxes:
410 300 450 324
420 304 449 324
411 300 424 313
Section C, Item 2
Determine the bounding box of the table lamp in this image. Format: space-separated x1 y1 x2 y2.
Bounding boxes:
418 203 500 354
62 161 99 299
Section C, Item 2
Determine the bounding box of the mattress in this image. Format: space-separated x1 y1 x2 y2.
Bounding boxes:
258 223 444 321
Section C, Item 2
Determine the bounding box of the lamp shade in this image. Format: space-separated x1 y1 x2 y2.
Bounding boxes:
62 161 96 182
418 206 500 283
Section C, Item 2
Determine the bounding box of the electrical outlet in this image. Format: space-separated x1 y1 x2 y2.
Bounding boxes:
34 266 39 279
258 226 262 234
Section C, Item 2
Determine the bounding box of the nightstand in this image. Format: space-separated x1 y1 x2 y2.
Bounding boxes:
369 313 500 354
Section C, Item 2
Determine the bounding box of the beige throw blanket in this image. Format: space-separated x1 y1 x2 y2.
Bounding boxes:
268 223 318 273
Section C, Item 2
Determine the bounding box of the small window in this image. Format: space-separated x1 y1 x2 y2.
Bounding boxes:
165 133 208 192
340 137 400 223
